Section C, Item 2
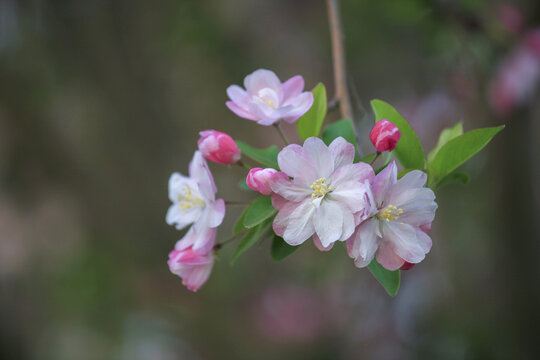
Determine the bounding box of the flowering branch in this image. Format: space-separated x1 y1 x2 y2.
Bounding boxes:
326 0 354 120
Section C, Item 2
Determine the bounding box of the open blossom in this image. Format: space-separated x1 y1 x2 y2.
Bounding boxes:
270 137 374 249
347 162 437 270
369 119 401 152
198 130 241 165
226 69 314 126
246 168 278 195
168 226 216 291
166 151 225 232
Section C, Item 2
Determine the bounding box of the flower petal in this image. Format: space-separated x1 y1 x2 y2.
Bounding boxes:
226 101 258 121
270 173 310 202
244 69 283 100
277 144 317 183
282 75 304 100
371 161 397 206
313 200 343 247
282 200 316 245
313 233 334 251
281 92 314 123
206 198 226 228
390 188 437 226
226 85 250 107
383 222 428 263
303 137 334 179
376 241 405 271
189 151 217 200
166 204 203 230
329 136 355 169
347 218 379 268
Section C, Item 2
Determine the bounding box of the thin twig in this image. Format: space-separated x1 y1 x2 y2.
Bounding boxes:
214 228 249 250
369 152 381 165
273 123 289 145
236 159 252 171
326 0 354 121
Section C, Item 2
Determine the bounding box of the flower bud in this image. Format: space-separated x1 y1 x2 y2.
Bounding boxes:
198 130 241 165
369 119 401 152
246 168 278 195
400 261 415 271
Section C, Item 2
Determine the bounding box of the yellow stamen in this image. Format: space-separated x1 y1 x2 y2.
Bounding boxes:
265 99 276 109
377 205 403 222
310 177 333 199
178 185 205 210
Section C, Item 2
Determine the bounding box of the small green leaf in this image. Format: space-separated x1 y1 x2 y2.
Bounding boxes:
297 83 327 140
434 170 470 189
368 259 400 296
233 207 249 234
428 122 463 163
321 119 359 160
238 178 251 191
371 100 425 170
231 217 273 264
270 235 299 262
236 141 279 169
243 196 277 228
431 125 504 183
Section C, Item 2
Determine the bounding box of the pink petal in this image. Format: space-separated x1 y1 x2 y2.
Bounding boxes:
244 69 283 100
376 241 405 271
226 85 250 107
371 161 397 205
282 200 316 246
383 222 427 263
277 144 317 183
226 101 258 121
313 233 334 251
302 137 334 179
270 174 310 202
282 75 305 100
347 218 379 268
281 92 314 123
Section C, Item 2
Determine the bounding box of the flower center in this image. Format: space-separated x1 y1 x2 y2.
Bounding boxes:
257 88 279 109
178 185 206 211
311 177 333 199
377 205 403 222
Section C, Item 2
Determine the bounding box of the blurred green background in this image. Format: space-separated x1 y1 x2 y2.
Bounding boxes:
1 0 539 359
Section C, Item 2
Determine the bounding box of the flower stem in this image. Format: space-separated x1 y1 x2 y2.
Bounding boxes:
273 123 289 145
370 151 381 165
214 228 249 250
326 0 354 121
236 159 252 170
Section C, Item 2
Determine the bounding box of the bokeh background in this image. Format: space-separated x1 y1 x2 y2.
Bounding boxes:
1 0 540 359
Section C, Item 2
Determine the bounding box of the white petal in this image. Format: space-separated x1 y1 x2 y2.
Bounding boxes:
313 234 334 252
313 201 343 247
303 137 334 179
376 240 405 271
383 222 427 263
270 173 310 202
189 151 217 201
390 188 437 226
329 136 355 169
244 69 283 101
346 219 378 268
329 180 370 213
282 200 316 245
371 161 397 206
277 144 317 184
340 207 356 241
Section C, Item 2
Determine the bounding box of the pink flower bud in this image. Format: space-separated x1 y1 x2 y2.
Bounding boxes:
369 119 401 152
198 130 241 165
246 167 278 195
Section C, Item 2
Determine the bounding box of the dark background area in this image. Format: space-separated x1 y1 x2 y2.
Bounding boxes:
1 0 539 359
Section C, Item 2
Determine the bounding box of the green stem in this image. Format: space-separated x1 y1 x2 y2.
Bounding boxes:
273 123 289 145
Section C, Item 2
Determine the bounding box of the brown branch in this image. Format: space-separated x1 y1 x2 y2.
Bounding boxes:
326 0 353 120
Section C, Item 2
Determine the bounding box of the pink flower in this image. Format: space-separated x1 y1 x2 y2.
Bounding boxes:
198 130 241 165
270 137 374 249
168 228 215 291
226 69 314 126
369 119 401 152
166 151 225 232
347 162 437 270
246 168 278 195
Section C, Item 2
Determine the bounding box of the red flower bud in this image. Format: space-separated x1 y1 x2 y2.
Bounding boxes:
400 261 415 271
198 130 241 165
369 119 401 152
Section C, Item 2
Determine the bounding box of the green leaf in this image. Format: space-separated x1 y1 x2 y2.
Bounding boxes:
321 119 359 160
231 217 273 264
243 196 277 229
237 178 251 191
236 141 279 169
368 259 400 296
434 170 470 189
371 100 425 170
428 122 463 163
233 207 249 234
430 125 504 183
297 83 327 140
270 235 299 262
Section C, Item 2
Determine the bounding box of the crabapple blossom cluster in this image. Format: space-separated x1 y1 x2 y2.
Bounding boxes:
165 68 503 295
